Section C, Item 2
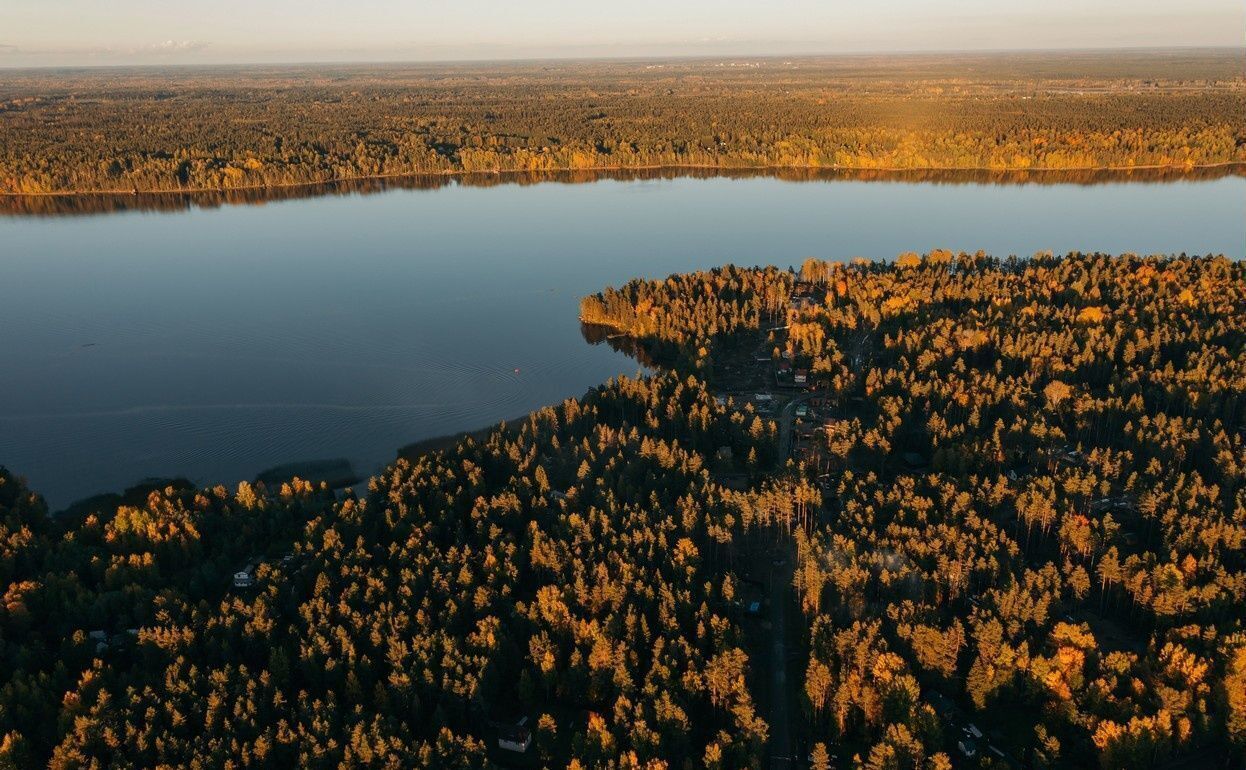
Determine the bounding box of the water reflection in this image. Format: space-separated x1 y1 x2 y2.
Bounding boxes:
579 322 657 369
1 172 1241 507
3 164 1241 217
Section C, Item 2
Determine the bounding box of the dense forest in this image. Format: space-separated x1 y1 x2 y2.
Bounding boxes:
2 251 1244 768
1 50 1243 195
581 251 1246 768
1 374 779 769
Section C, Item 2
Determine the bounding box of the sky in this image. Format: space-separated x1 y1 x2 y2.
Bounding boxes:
2 0 1243 67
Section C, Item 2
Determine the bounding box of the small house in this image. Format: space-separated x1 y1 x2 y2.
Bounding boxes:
233 564 256 589
1056 446 1087 467
794 369 808 386
498 717 531 753
957 738 978 758
87 629 108 654
1090 496 1137 515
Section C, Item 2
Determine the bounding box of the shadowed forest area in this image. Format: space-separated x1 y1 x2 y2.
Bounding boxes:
1 49 1243 196
1 251 1243 769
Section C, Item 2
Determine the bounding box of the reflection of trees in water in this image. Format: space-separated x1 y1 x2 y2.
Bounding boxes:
580 322 658 370
4 164 1241 217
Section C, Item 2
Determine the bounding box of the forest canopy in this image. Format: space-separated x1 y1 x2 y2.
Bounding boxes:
1 50 1243 195
1 251 1244 769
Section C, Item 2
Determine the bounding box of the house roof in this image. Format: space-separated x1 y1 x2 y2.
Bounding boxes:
498 724 531 741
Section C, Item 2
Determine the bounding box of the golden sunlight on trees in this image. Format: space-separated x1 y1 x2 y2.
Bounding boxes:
1077 306 1107 323
580 250 1245 768
0 251 1242 769
1 52 1242 196
1044 380 1073 409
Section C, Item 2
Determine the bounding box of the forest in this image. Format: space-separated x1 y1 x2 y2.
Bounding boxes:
0 50 1243 196
581 251 1246 768
1 250 1242 768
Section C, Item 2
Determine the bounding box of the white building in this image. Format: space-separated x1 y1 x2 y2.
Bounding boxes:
233 564 256 588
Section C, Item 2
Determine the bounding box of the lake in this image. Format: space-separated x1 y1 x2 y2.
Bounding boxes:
2 173 1243 508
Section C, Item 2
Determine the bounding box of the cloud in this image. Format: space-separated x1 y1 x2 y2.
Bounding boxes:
0 40 212 65
148 40 208 53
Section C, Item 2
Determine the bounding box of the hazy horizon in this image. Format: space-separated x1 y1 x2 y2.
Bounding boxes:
3 0 1243 67
2 46 1245 73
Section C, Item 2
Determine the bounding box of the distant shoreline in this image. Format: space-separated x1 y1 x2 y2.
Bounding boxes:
2 46 1243 72
4 163 1242 217
4 161 1242 200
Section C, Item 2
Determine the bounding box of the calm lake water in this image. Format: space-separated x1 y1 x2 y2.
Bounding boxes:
2 174 1243 508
